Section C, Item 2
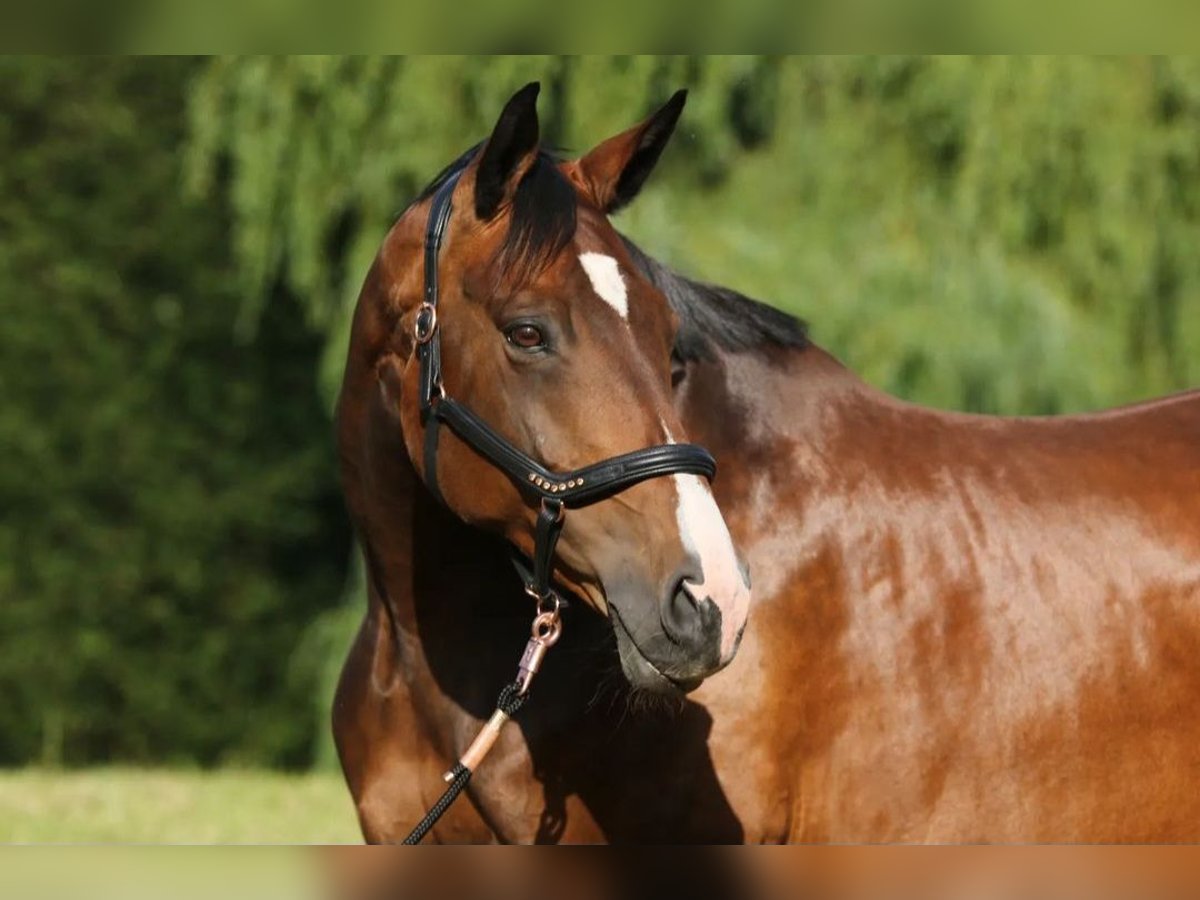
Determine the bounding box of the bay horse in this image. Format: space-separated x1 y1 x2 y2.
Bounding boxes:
333 83 1200 842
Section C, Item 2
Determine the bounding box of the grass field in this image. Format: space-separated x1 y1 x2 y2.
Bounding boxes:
0 769 361 843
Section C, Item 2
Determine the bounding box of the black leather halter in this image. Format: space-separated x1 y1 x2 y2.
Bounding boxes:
413 170 718 604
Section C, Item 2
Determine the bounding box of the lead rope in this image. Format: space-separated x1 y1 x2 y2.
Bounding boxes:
400 604 562 844
400 680 532 845
400 501 566 845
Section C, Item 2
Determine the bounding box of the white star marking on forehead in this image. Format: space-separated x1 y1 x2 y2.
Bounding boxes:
578 252 628 319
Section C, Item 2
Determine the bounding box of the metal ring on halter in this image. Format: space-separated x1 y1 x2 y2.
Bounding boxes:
414 302 438 344
536 592 561 618
524 582 561 608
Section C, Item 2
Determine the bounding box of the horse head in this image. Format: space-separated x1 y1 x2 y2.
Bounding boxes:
369 83 751 693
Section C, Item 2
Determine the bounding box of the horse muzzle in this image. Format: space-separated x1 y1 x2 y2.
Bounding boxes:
608 580 737 694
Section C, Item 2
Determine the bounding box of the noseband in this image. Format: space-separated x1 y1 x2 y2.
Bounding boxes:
399 170 717 843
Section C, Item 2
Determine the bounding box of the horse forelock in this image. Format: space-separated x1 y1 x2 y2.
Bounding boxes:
407 145 577 293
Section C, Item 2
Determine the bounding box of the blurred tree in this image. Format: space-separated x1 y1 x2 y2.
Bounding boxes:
185 55 779 401
0 58 350 767
189 56 1200 416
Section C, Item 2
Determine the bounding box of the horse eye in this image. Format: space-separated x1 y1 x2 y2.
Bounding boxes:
505 323 546 350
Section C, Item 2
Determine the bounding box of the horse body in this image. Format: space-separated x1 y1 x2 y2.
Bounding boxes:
333 83 1200 842
686 345 1200 841
337 299 1200 841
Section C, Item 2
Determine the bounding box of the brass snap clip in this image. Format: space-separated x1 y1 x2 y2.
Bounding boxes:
516 607 563 694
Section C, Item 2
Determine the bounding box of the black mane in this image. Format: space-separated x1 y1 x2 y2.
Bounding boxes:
620 237 808 362
411 150 808 362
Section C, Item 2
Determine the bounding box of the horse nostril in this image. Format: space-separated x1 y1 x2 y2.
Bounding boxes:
674 578 700 611
661 575 721 657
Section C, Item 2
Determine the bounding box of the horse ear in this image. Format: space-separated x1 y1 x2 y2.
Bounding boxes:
474 82 541 220
574 89 687 214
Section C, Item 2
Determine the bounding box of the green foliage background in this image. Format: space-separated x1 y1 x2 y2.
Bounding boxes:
3 56 1199 769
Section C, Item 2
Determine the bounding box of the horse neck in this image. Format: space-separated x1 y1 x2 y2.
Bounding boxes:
672 339 931 599
338 354 556 724
675 341 869 496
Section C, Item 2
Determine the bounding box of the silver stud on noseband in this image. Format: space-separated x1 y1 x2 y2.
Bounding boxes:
528 475 581 492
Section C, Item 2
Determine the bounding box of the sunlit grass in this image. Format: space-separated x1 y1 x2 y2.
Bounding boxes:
0 769 360 844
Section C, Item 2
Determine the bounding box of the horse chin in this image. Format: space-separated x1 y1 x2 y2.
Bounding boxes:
609 606 705 696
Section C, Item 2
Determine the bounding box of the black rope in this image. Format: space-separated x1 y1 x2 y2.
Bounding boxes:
401 763 470 845
496 681 529 717
399 681 530 845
